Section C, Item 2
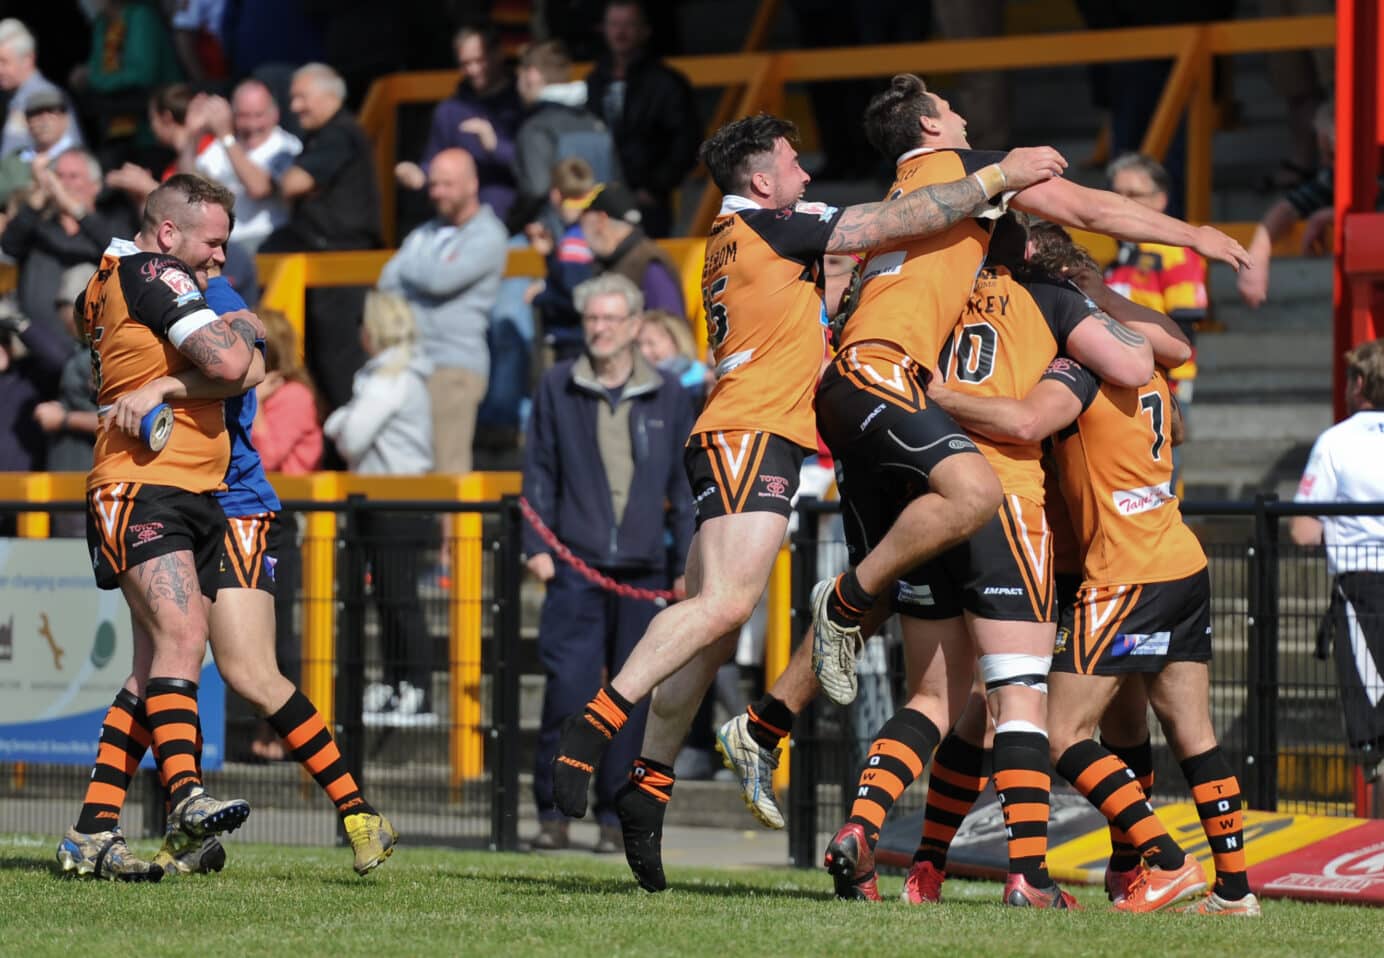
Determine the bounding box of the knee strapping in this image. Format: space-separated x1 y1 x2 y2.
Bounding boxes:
980 653 1052 695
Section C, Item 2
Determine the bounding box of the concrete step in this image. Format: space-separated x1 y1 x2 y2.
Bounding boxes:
1186 401 1329 441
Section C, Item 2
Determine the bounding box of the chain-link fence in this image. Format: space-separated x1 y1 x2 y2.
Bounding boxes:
787 497 1384 867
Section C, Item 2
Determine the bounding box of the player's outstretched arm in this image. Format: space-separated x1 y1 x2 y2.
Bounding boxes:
1010 178 1253 271
825 146 1067 254
925 378 1082 444
176 308 259 382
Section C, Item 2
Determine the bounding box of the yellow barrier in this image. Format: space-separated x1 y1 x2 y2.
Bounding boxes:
0 470 518 786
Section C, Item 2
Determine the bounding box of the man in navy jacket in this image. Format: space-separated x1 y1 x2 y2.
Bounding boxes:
522 272 694 853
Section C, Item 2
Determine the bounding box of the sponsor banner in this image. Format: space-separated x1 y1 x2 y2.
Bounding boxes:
1250 820 1384 905
877 784 1367 898
0 539 223 769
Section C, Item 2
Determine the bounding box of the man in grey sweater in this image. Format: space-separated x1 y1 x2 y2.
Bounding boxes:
378 148 508 474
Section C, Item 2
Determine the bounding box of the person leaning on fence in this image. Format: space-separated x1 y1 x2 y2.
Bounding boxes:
1291 338 1384 767
522 272 695 855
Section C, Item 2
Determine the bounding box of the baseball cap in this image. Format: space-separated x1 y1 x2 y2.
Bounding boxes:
24 88 66 117
580 183 642 225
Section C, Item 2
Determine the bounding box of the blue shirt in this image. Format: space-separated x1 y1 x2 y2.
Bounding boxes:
204 278 281 517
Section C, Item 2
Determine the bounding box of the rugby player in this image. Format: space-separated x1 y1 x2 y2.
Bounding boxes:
819 212 1190 905
711 74 1246 893
58 175 259 880
549 111 1068 891
925 356 1259 915
106 270 398 878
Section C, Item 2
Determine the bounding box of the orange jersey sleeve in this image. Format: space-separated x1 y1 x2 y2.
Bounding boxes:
692 197 841 450
938 268 1091 502
839 148 1006 371
83 246 230 493
1043 360 1205 587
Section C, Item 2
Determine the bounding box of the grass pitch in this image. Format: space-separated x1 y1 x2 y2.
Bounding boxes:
3 834 1381 957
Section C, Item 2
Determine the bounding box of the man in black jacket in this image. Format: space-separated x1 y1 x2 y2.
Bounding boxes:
522 272 694 854
583 1 699 238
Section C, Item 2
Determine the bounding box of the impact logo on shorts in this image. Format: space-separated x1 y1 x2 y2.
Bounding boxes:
1112 483 1174 516
759 475 791 500
983 586 1023 596
694 485 719 505
264 555 278 583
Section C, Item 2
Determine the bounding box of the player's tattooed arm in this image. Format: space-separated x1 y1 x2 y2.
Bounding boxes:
1079 279 1191 369
825 176 989 254
178 317 257 382
1097 310 1146 347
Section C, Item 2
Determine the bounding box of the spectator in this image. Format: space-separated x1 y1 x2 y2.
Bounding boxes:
323 290 437 727
252 310 323 475
1 148 121 334
1238 102 1354 309
103 83 211 208
188 81 303 252
264 62 382 412
578 182 685 319
1102 153 1207 490
395 23 524 225
524 155 598 361
70 0 182 161
1291 338 1384 763
0 89 82 208
583 0 699 238
31 265 98 536
0 295 69 484
523 272 694 853
512 39 619 233
378 148 507 476
169 0 230 83
638 308 710 411
0 19 84 158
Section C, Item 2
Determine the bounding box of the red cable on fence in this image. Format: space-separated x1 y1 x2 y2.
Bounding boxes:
518 496 680 605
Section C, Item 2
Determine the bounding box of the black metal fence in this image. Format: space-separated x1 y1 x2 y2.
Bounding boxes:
0 497 525 854
786 497 1384 868
2 494 1381 867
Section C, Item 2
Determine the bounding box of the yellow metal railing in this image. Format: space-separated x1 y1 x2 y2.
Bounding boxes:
0 470 516 788
355 15 1333 242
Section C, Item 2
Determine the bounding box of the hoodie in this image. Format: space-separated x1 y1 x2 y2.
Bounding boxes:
513 81 621 227
323 345 434 475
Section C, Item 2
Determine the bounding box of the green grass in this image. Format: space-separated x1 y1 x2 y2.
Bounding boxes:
3 835 1382 957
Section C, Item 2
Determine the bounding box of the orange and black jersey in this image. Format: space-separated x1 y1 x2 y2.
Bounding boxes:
694 195 843 451
938 267 1094 502
1042 359 1206 588
81 238 230 494
839 147 1007 371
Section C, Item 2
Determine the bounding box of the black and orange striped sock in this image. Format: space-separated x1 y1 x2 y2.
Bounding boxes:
74 689 152 834
585 684 633 738
826 569 875 629
268 690 376 821
1181 746 1250 900
630 757 676 805
993 729 1054 887
1102 738 1154 872
847 708 939 850
1057 739 1185 871
915 732 990 869
745 694 794 751
145 677 203 807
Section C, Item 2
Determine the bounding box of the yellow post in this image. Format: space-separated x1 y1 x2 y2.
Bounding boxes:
17 473 51 538
294 473 341 732
1185 42 1216 225
764 545 793 793
451 475 485 788
258 254 308 366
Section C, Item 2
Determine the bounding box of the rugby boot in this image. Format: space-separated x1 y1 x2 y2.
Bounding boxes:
1114 857 1208 913
900 860 945 904
56 827 162 882
824 823 880 901
345 811 398 875
715 713 784 829
1003 873 1081 909
152 822 226 876
170 787 251 839
811 579 863 706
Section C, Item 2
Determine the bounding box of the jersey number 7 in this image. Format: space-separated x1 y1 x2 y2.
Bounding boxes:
1139 392 1166 461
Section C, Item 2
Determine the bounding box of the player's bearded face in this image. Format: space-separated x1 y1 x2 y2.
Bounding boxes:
766 138 810 207
169 205 231 272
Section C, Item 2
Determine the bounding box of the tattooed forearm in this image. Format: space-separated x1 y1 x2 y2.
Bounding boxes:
229 315 258 351
134 551 199 617
179 319 248 379
825 176 990 254
1096 310 1148 347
